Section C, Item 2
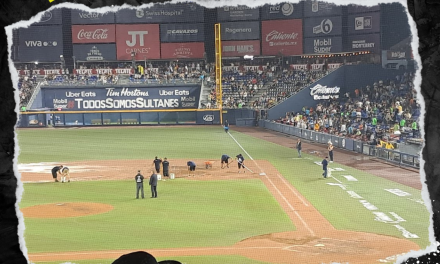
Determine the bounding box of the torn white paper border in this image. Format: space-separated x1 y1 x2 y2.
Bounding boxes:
4 0 432 263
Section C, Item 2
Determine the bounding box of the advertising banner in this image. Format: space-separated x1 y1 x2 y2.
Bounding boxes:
348 4 380 14
160 23 204 43
221 40 260 57
115 24 160 60
32 8 63 25
304 36 342 54
221 21 260 41
42 86 201 110
217 6 260 21
348 12 381 34
72 68 134 75
346 33 381 53
304 1 342 17
261 19 303 56
160 42 205 59
387 50 408 60
71 9 115 24
115 3 204 24
18 25 63 62
261 2 303 20
303 16 342 37
72 25 116 44
73 44 116 61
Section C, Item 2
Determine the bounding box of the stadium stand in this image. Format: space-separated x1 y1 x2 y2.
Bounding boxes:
273 72 421 143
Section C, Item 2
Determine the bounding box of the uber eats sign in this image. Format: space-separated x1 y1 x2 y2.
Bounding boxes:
42 86 201 110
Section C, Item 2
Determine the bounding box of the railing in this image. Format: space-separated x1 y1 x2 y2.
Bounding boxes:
259 120 421 169
26 81 42 109
40 78 203 87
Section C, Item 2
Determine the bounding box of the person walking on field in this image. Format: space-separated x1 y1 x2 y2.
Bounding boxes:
296 139 302 158
149 170 158 198
51 165 63 182
162 158 170 177
328 142 334 163
152 156 162 173
224 120 229 133
135 170 144 199
322 157 329 179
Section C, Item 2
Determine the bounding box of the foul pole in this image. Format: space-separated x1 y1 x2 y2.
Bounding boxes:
214 23 223 125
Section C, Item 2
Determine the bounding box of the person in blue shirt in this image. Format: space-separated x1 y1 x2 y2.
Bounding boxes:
322 157 328 179
187 161 196 176
221 154 231 169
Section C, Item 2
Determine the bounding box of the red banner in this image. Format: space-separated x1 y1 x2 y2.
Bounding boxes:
116 24 160 60
160 42 205 59
261 19 303 56
221 40 260 57
72 25 116 44
72 68 135 75
18 69 64 76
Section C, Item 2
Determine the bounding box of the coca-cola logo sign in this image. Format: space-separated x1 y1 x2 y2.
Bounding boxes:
77 29 109 40
72 25 116 44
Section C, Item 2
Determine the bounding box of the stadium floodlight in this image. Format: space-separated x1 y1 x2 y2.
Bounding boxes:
243 55 254 60
34 61 38 65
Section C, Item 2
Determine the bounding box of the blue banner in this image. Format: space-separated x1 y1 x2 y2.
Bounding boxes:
348 4 380 14
115 3 204 24
346 33 381 53
303 16 342 37
217 6 260 21
42 86 201 111
261 2 303 20
348 12 381 35
160 23 204 43
32 8 63 25
18 25 64 62
71 9 115 24
304 36 342 54
73 44 116 61
304 1 342 17
220 21 260 41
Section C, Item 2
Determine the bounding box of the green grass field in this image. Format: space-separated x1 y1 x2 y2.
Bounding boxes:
17 126 431 263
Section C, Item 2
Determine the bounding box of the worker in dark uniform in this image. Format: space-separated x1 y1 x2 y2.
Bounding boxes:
296 139 302 158
152 156 162 173
135 170 144 199
51 165 63 182
322 157 329 179
162 158 170 177
221 154 231 169
236 154 246 173
224 120 229 133
187 161 196 176
149 170 158 198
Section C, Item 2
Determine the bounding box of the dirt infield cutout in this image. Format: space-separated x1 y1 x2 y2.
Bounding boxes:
21 202 114 218
19 158 421 264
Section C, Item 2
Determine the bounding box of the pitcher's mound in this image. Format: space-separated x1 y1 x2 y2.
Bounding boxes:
21 202 113 218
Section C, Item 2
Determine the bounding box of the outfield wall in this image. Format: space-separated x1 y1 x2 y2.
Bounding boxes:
17 108 256 127
259 120 420 169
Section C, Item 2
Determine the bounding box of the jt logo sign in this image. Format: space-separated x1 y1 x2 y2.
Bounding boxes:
126 31 148 47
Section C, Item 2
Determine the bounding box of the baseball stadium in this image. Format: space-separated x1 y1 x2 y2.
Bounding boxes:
12 1 428 264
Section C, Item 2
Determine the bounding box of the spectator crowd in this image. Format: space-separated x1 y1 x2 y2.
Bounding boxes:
274 72 421 142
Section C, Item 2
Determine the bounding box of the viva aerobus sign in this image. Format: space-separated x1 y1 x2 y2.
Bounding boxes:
43 86 201 110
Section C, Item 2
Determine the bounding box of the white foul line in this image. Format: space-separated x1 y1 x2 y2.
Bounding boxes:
227 132 315 237
276 174 309 207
